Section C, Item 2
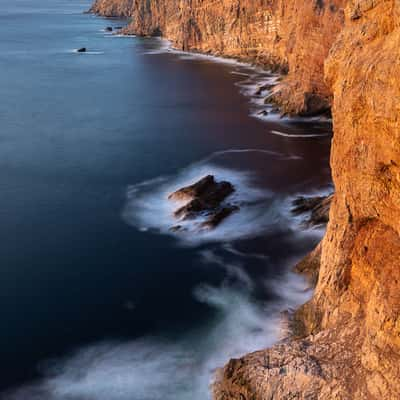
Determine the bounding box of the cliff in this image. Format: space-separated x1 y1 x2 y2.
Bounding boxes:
90 0 345 116
213 0 400 398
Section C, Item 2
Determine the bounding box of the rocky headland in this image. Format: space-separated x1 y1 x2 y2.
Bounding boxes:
90 0 345 116
91 0 400 398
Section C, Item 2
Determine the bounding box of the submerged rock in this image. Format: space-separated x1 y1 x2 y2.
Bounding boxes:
105 26 113 31
168 175 238 230
291 193 333 227
77 47 87 53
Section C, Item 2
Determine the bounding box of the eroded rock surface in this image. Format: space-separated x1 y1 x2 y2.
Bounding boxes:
291 194 333 227
169 175 238 230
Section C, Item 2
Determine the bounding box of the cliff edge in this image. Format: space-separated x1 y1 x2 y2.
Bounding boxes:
213 1 400 398
90 0 345 116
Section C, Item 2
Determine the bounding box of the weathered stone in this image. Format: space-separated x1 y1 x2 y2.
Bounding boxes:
169 175 238 230
90 0 346 115
291 194 333 227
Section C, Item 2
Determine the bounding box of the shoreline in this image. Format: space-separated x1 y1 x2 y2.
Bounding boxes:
96 16 333 125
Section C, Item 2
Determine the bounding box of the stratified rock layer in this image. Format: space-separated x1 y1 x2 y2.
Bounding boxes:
213 1 400 399
90 0 345 115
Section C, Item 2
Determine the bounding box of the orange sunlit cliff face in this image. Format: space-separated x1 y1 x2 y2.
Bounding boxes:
92 0 400 398
91 0 345 116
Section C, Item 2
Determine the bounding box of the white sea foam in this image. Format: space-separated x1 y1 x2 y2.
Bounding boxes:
270 130 330 138
3 260 311 400
70 49 105 55
121 158 291 245
121 146 325 244
103 33 137 38
138 38 333 125
282 185 333 237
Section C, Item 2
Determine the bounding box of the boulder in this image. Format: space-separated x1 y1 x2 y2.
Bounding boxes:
291 193 333 227
255 83 274 96
77 47 86 53
105 26 113 32
168 175 238 230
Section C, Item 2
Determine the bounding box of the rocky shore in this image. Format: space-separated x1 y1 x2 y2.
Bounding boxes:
90 0 344 116
90 0 400 398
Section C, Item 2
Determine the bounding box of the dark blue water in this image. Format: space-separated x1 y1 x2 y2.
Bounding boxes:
0 1 332 399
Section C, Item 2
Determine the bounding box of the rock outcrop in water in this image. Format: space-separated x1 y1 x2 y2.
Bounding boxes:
213 1 400 398
169 175 238 231
91 0 400 397
291 194 333 227
90 0 345 116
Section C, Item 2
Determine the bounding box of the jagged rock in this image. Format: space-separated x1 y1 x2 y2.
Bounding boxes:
168 175 238 229
77 47 87 52
291 194 333 227
293 242 322 287
255 83 274 96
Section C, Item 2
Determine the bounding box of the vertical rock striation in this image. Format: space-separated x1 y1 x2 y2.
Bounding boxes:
90 0 345 115
213 1 400 398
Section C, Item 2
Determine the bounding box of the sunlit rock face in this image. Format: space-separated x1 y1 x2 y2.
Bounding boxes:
90 0 345 116
213 1 400 399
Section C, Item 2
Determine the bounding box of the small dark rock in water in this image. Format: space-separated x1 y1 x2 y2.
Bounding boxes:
291 193 333 227
258 110 268 116
170 225 185 232
77 47 86 53
168 175 238 230
115 26 123 30
255 83 274 96
105 26 113 32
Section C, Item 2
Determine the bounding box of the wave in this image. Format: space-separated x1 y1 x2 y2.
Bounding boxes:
270 130 330 138
121 147 327 245
121 158 285 245
139 39 333 126
70 49 105 55
3 255 311 400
